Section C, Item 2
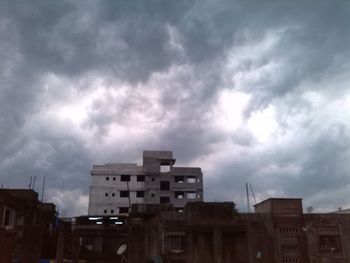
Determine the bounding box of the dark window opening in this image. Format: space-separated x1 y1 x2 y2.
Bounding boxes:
120 174 130 181
119 207 129 214
16 214 25 226
167 236 185 252
105 193 108 197
137 191 144 198
175 176 184 183
151 193 155 197
113 177 116 181
319 235 341 253
160 196 170 204
160 181 170 191
120 191 129 198
175 191 184 199
104 209 107 214
151 177 155 182
112 193 115 197
111 209 114 214
106 177 109 181
3 208 13 226
137 175 145 182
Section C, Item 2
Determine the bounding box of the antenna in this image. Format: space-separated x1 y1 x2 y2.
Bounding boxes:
29 176 32 189
250 184 257 205
246 182 251 212
41 176 46 202
32 176 36 190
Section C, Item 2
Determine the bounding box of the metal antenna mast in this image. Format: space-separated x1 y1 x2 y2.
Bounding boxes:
246 182 251 212
32 176 36 190
29 176 32 189
250 184 257 205
41 176 46 202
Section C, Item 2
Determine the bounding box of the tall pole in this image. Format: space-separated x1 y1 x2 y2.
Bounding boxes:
246 182 250 213
250 184 257 205
41 176 46 202
29 176 32 189
32 176 36 190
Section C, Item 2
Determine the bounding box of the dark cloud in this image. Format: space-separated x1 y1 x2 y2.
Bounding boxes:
1 0 350 215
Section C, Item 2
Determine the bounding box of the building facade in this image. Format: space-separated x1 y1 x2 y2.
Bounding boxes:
71 198 350 263
88 150 203 216
126 199 350 263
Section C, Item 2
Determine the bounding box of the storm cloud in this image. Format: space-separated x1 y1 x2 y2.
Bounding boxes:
1 0 350 215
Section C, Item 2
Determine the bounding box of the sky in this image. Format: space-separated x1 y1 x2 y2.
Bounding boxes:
1 0 350 216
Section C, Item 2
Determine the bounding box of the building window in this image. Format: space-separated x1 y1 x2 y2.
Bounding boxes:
281 245 298 261
175 191 184 199
104 209 107 214
152 177 155 182
279 227 298 236
112 193 115 197
160 181 170 191
175 208 184 213
151 193 155 197
105 193 108 197
3 208 14 227
187 176 196 183
136 191 144 198
120 174 130 182
120 191 129 198
175 176 184 183
160 196 170 204
16 214 25 226
137 175 145 182
113 177 116 181
187 192 196 199
160 165 170 173
111 209 114 214
166 236 185 253
119 207 129 214
106 177 109 181
319 235 341 253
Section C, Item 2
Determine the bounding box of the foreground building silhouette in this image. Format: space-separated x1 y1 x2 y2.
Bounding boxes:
2 151 350 262
72 198 350 263
0 189 59 263
2 191 350 262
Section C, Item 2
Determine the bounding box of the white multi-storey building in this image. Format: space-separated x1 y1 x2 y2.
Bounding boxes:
88 150 203 215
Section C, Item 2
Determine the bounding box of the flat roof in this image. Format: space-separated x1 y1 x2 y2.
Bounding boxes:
254 198 303 207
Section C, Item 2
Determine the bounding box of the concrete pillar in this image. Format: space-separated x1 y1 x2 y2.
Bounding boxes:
213 228 222 263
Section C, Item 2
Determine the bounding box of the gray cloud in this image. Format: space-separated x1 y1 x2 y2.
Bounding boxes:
1 0 350 215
